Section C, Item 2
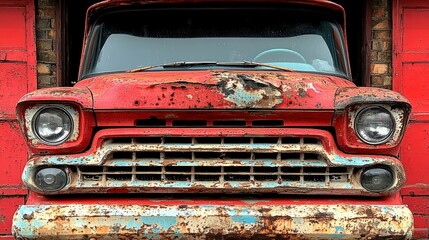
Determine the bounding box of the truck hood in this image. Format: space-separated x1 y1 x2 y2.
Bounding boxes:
77 70 355 110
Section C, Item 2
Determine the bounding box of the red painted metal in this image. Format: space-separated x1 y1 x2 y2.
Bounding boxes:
404 196 429 216
0 237 14 240
0 122 27 188
94 110 335 127
76 71 354 110
0 197 25 235
0 0 36 237
393 0 429 236
26 191 405 206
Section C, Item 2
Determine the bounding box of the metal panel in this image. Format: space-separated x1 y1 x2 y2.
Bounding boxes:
402 63 429 113
0 0 36 237
393 0 429 235
0 197 25 235
0 236 14 240
0 121 26 187
13 203 414 239
0 63 28 119
402 9 429 52
400 123 429 189
0 7 26 49
0 1 36 176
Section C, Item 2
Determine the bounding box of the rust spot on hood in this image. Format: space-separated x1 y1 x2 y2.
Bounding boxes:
216 72 283 108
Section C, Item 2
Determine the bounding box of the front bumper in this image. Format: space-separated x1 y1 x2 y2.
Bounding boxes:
13 203 413 239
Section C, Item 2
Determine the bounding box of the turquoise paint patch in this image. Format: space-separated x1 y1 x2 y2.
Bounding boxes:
380 207 396 216
46 155 95 165
15 207 45 232
141 216 177 230
126 219 141 229
335 226 345 234
289 161 327 167
260 182 280 188
228 89 264 106
231 215 258 225
332 155 374 166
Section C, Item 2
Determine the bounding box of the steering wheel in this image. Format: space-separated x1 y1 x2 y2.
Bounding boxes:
253 48 307 63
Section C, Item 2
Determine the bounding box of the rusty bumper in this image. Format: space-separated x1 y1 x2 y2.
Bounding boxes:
13 203 413 239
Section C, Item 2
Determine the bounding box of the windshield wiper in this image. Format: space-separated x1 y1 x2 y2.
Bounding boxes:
128 61 217 72
128 61 294 73
218 61 294 72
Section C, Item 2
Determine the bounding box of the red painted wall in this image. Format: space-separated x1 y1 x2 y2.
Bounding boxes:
0 0 36 238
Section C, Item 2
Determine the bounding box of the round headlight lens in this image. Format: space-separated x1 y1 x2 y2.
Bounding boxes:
33 107 73 145
360 167 394 192
35 168 68 192
355 107 395 144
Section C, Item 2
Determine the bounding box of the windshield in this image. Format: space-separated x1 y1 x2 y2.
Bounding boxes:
82 7 350 79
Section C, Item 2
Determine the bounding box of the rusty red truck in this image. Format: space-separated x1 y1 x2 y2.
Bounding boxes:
12 0 415 239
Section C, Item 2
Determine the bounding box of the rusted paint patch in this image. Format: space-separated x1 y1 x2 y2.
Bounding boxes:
13 204 414 239
216 72 283 108
18 87 93 109
335 87 411 110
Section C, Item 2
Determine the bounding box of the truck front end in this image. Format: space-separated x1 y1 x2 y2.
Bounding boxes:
13 0 414 239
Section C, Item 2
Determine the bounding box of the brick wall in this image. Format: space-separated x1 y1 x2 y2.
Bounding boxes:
35 0 57 88
370 0 392 89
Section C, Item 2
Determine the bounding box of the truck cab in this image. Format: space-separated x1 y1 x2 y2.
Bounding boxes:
13 0 414 238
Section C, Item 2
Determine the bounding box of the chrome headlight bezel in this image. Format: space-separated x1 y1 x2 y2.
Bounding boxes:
354 106 396 145
31 106 74 145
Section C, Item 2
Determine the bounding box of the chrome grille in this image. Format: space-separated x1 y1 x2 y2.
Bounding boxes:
105 136 323 163
76 136 356 189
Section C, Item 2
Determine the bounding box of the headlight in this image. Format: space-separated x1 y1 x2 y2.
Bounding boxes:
35 167 68 192
355 107 395 144
32 107 73 145
360 167 394 192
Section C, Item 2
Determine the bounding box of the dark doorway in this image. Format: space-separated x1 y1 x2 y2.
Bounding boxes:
60 0 99 86
61 1 369 86
332 0 369 86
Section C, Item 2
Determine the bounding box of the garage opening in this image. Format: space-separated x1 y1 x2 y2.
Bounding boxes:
60 0 369 86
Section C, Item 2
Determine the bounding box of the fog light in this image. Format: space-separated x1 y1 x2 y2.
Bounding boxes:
35 168 68 192
361 167 394 192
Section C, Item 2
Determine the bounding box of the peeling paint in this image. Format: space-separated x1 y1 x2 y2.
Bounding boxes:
335 87 411 110
13 204 414 239
217 72 283 108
